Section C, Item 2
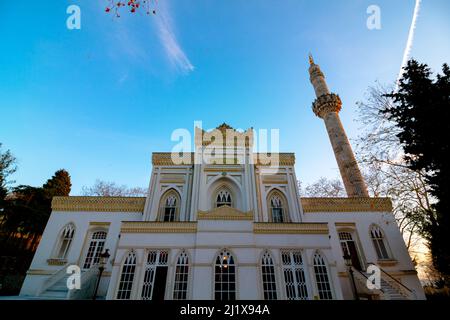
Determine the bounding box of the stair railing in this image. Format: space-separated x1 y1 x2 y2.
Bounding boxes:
367 262 416 299
352 268 386 299
67 266 99 300
38 262 71 296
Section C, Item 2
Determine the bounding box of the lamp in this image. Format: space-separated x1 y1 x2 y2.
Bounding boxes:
343 252 359 300
343 253 352 267
93 249 110 300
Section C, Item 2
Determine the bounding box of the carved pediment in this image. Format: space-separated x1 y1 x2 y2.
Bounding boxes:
197 205 254 221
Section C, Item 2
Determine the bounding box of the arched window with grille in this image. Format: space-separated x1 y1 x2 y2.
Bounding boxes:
268 190 288 223
216 188 232 207
173 250 189 300
116 251 137 300
159 189 180 222
261 251 277 300
313 252 333 300
214 249 236 300
55 223 75 259
281 250 309 300
83 230 107 269
370 225 390 260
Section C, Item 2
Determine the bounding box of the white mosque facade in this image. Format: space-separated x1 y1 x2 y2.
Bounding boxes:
19 59 426 300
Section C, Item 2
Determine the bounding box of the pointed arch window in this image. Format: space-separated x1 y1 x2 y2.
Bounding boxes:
214 249 236 300
313 252 333 300
173 250 189 300
116 251 137 300
261 251 277 300
268 191 288 223
216 189 232 207
370 225 390 260
55 223 75 259
281 250 309 300
159 190 180 222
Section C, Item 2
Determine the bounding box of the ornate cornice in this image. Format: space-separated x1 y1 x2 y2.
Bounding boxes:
197 206 254 221
301 197 393 213
52 196 146 212
120 222 197 233
195 124 254 148
152 152 194 166
312 93 342 118
254 222 329 234
254 153 295 166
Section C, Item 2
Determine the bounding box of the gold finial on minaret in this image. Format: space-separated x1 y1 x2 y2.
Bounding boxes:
309 53 315 65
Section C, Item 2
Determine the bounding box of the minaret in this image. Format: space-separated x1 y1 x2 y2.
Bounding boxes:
308 54 369 197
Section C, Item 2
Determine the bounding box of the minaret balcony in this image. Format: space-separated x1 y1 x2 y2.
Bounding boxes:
312 93 343 118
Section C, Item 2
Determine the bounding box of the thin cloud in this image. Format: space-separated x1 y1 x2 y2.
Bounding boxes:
153 2 194 74
396 0 422 90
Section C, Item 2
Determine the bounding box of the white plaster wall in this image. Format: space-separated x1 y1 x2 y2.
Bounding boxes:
107 217 339 300
302 211 425 299
20 210 142 297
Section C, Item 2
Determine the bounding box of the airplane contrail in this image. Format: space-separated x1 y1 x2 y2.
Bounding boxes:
396 0 422 91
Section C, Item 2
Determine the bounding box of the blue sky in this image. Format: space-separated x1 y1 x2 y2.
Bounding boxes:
1 0 449 194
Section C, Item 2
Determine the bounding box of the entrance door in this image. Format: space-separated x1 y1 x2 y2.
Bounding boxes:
141 250 169 300
152 266 168 301
83 231 107 269
339 232 363 271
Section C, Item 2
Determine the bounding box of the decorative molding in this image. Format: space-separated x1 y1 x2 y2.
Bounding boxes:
195 123 254 148
301 197 393 213
377 259 399 267
89 222 111 226
52 196 146 212
120 222 197 233
254 153 295 166
47 258 67 266
152 152 194 166
197 206 254 221
261 180 288 185
335 222 356 227
160 179 186 184
26 269 55 276
254 222 329 234
203 167 243 172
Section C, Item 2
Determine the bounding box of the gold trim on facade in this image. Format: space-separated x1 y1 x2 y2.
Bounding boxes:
52 196 146 212
203 167 244 172
254 222 329 234
261 180 288 185
89 222 111 226
301 197 393 213
152 152 194 166
377 259 399 267
159 179 186 184
46 258 67 266
26 269 55 276
197 206 254 221
254 153 295 166
120 221 198 233
335 222 356 227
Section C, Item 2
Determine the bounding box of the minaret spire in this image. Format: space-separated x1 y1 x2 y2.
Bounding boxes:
308 55 369 198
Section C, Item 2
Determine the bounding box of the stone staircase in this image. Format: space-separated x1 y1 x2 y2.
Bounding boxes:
39 274 70 299
352 264 415 300
379 278 407 300
33 264 100 300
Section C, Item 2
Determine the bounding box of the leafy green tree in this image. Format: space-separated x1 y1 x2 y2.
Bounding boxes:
383 59 450 280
